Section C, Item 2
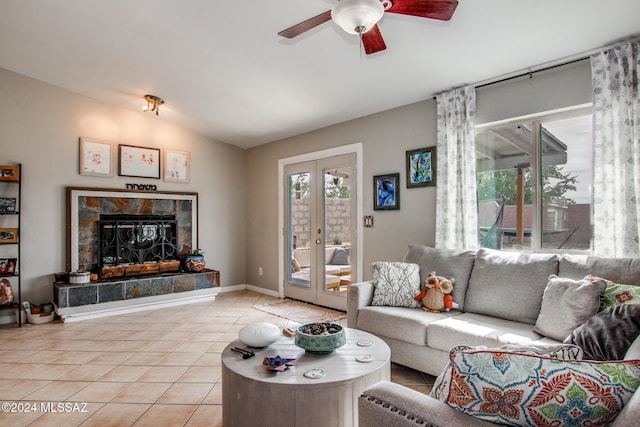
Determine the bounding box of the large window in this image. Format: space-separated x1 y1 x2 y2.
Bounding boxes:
476 108 593 252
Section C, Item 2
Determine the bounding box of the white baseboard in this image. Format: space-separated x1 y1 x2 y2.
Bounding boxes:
212 284 280 298
245 284 280 298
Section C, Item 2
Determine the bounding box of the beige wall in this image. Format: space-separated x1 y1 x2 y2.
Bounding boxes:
0 68 246 306
0 57 594 304
244 59 593 292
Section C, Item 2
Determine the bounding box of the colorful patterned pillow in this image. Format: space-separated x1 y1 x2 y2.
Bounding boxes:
585 275 640 310
430 344 584 402
371 262 421 308
438 349 640 426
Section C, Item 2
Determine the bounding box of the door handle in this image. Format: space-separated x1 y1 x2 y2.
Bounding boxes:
315 239 322 244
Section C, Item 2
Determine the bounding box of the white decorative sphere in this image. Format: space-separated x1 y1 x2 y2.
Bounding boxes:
238 322 281 347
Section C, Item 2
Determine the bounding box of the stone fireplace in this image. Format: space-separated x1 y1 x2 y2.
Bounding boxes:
54 187 219 320
68 189 196 273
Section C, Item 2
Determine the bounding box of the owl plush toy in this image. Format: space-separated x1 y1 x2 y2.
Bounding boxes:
414 271 456 313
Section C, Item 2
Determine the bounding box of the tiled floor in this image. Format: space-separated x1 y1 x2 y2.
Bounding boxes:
0 290 434 426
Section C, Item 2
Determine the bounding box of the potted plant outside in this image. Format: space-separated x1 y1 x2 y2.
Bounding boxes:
184 248 206 272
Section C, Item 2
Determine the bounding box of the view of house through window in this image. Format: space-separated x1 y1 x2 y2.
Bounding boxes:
476 109 593 252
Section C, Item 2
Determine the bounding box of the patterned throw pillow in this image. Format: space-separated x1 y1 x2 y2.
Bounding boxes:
439 348 640 426
585 275 640 310
371 262 421 308
430 344 584 402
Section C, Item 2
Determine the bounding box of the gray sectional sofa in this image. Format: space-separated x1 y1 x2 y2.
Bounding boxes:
348 245 640 426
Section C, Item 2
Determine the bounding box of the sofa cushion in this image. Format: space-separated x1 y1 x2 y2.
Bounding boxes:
464 249 559 324
371 262 421 308
559 254 640 283
292 248 311 268
427 312 557 353
565 304 640 361
437 348 640 426
325 264 350 275
402 245 476 311
533 275 607 341
356 306 460 346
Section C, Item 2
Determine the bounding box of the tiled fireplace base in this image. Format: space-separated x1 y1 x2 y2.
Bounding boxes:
54 269 220 309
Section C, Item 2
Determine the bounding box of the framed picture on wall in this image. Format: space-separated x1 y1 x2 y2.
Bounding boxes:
79 137 113 177
406 146 436 188
163 149 190 183
373 173 400 210
119 144 161 179
0 228 18 244
0 258 17 274
0 165 19 181
0 198 17 213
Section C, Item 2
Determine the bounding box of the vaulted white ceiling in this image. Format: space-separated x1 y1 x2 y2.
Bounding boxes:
1 1 639 149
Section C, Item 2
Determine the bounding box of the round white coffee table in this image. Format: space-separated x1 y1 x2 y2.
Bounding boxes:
222 327 390 427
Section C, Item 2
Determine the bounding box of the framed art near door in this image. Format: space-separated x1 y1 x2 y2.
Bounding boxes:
373 173 400 210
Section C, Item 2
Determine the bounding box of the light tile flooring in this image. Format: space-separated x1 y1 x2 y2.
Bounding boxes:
0 290 434 426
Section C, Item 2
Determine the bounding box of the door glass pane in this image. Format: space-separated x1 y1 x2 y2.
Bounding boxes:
476 123 534 250
540 115 592 250
288 172 311 288
323 166 352 293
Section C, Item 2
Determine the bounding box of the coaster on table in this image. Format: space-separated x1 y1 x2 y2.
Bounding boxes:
357 340 373 347
303 368 326 379
356 355 373 363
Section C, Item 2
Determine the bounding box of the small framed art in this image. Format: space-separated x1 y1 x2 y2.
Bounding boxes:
0 258 17 274
80 137 113 177
0 228 18 244
373 173 400 210
0 165 19 182
0 198 17 213
406 146 436 188
119 145 161 179
163 149 190 183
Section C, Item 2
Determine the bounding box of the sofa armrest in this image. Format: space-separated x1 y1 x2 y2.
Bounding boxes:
359 381 493 427
347 280 375 328
612 385 640 426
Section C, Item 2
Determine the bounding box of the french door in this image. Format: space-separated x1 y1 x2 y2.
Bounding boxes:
284 153 357 311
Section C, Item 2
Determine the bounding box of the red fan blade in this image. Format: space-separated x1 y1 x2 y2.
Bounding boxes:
362 24 386 55
278 10 332 38
387 0 458 21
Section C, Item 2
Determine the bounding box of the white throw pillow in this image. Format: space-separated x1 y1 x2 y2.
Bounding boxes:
371 262 421 308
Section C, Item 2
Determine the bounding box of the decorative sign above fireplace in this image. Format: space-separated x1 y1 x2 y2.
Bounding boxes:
66 187 198 273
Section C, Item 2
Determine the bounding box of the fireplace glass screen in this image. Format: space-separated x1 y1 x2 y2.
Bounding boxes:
97 214 179 267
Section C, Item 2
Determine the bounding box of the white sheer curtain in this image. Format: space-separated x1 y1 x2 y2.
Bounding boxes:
591 41 640 257
435 86 478 250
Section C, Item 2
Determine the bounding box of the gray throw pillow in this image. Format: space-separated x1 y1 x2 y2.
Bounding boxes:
565 304 640 360
371 262 421 308
331 248 350 265
533 275 607 341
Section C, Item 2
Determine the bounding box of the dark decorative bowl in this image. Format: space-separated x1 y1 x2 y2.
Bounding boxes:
295 322 346 354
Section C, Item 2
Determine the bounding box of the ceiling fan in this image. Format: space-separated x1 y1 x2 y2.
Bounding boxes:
278 0 458 55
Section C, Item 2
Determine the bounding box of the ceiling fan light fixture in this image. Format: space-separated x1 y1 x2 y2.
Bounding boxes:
331 0 384 35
